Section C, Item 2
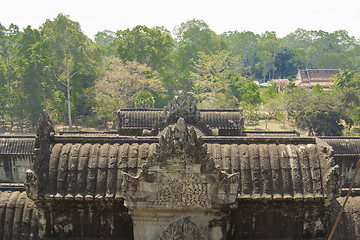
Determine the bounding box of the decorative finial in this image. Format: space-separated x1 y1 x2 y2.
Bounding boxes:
155 93 211 135
36 109 55 143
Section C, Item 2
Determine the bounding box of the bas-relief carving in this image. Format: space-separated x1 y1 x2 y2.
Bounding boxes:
158 217 207 240
150 173 210 207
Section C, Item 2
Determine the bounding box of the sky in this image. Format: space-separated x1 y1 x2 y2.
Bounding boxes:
1 0 359 40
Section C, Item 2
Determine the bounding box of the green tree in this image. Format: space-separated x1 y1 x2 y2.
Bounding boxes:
221 30 259 77
255 51 275 82
311 84 324 95
0 23 21 127
283 29 358 70
274 47 297 79
16 26 54 127
230 74 261 107
94 57 163 124
41 14 100 129
333 69 354 88
95 30 116 56
190 50 239 108
114 25 173 76
173 19 226 92
295 94 344 136
254 32 281 81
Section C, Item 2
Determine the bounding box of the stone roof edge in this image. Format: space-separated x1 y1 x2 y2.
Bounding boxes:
50 134 317 145
0 135 36 138
319 136 360 140
118 108 241 112
0 183 25 191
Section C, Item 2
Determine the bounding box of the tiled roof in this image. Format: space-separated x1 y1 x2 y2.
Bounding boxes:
298 69 340 81
306 69 340 80
58 131 118 137
0 136 35 155
244 131 299 138
200 109 242 129
320 137 360 156
36 136 337 201
207 142 336 199
117 108 162 129
297 69 339 90
0 191 38 240
117 109 243 130
39 142 156 199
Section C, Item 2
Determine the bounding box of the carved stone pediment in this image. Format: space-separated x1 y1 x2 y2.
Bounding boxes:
122 118 239 210
122 118 238 239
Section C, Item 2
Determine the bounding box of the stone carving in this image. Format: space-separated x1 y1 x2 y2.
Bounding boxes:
158 217 207 240
150 173 210 207
156 118 207 165
122 117 239 210
325 165 341 202
155 93 212 135
35 109 55 147
24 169 38 199
34 109 55 197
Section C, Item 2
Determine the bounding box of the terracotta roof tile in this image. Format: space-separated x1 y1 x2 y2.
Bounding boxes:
307 69 340 80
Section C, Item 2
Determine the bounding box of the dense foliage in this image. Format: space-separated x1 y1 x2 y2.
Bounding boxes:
1 14 360 135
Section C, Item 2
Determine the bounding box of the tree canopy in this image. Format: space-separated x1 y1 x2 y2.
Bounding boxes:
1 16 360 136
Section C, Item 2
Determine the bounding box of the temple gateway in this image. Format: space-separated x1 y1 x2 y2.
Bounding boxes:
1 94 360 239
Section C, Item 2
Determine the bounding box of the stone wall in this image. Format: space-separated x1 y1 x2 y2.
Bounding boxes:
36 199 133 239
229 200 329 239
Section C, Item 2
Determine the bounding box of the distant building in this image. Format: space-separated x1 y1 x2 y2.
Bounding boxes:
295 69 340 91
270 79 290 92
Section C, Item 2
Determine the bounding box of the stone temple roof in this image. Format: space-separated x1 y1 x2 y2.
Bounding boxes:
0 191 38 239
320 137 360 157
117 108 243 130
0 136 35 155
116 94 244 136
32 130 338 201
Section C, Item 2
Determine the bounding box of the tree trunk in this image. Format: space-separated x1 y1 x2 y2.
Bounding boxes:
66 53 73 130
272 68 275 80
43 90 47 110
7 58 12 106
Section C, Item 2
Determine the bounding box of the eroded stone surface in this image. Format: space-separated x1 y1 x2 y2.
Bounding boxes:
122 118 238 239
